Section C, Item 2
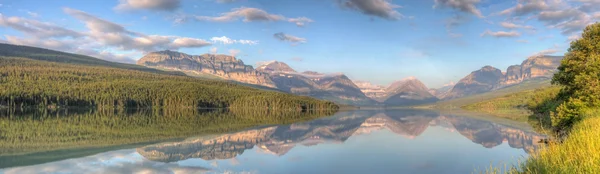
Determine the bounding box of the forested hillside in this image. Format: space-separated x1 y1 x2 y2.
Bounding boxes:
0 43 184 76
0 45 338 110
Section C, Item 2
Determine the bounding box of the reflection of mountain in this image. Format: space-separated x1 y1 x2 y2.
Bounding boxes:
137 127 278 162
441 115 545 152
138 110 546 162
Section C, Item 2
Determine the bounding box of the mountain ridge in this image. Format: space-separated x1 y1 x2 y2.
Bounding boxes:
443 55 563 100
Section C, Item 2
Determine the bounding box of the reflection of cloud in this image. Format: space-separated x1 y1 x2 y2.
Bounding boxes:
210 161 219 168
229 158 240 166
3 150 210 174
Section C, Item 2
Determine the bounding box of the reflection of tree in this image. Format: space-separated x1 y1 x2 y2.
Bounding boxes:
137 110 546 162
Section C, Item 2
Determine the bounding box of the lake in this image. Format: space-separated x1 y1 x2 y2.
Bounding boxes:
0 109 545 174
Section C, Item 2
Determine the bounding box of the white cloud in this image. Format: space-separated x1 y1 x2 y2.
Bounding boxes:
0 8 218 63
497 0 564 16
195 7 285 22
287 17 314 27
497 0 596 35
64 8 212 52
480 30 521 38
210 47 218 54
189 7 313 27
434 0 483 18
273 32 306 43
499 21 534 30
338 0 404 20
114 0 180 11
210 36 258 45
3 150 211 174
172 37 212 48
538 9 584 25
0 14 83 38
531 48 559 57
211 36 235 44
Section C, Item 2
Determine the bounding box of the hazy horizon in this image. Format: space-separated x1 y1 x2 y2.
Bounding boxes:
0 0 596 87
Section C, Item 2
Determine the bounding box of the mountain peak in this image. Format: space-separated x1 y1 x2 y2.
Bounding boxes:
402 76 417 81
257 61 296 73
480 65 499 71
388 77 429 92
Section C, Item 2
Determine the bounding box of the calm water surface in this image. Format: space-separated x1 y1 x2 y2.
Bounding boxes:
0 109 545 174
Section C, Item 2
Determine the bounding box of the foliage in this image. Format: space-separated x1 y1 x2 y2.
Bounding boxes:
551 23 600 129
0 57 337 110
462 87 560 121
484 115 600 174
482 23 600 174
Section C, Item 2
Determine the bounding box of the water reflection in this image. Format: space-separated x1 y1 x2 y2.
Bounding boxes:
137 109 545 163
1 109 546 174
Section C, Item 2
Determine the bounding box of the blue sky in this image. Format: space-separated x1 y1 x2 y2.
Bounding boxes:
0 0 598 88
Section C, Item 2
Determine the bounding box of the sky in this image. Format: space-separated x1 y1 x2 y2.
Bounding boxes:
0 0 599 88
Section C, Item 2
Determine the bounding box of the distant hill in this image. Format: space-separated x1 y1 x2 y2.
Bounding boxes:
354 77 439 106
429 81 455 99
0 43 184 76
383 77 439 106
444 66 505 100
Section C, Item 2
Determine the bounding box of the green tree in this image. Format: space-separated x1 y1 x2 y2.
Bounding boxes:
552 23 600 129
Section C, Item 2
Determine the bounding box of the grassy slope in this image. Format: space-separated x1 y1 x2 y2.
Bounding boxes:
427 79 551 109
516 114 600 173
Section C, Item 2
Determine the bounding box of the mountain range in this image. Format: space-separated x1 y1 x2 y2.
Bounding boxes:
137 50 563 105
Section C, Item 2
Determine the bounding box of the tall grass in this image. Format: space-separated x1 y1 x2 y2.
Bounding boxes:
515 114 600 173
483 112 600 174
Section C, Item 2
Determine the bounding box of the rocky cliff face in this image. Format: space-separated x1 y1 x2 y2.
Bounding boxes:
137 50 276 88
498 55 563 87
354 81 388 101
443 66 505 100
383 77 439 106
